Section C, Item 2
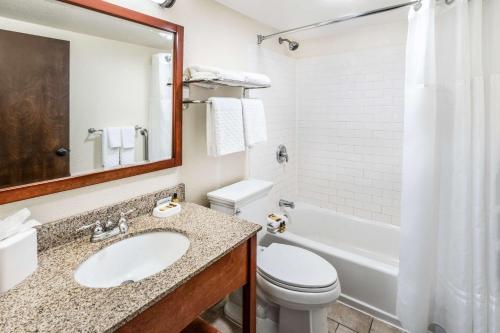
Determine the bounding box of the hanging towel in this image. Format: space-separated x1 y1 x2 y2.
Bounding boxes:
102 127 121 168
241 98 268 147
206 98 245 156
149 53 172 162
120 126 136 165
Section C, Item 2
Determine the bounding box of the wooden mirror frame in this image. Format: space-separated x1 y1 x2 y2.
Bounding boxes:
0 0 184 204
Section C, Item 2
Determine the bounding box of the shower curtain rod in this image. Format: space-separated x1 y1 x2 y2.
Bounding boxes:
257 0 421 45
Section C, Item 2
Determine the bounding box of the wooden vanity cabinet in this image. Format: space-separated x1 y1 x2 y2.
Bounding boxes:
117 235 257 333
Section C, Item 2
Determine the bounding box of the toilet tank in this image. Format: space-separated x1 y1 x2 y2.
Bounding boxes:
207 179 273 241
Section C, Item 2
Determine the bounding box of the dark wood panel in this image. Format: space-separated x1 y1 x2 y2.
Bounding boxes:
0 29 70 189
0 0 184 204
181 318 221 333
116 241 249 333
243 236 257 333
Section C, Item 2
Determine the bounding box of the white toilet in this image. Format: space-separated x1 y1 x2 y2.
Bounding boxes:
208 179 340 333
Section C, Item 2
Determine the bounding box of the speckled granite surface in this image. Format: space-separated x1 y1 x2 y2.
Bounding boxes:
37 184 185 252
0 203 260 333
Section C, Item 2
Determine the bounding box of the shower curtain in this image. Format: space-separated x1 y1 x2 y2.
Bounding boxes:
148 53 173 162
397 0 500 332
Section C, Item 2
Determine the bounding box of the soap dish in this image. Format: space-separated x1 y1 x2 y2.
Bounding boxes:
153 202 181 218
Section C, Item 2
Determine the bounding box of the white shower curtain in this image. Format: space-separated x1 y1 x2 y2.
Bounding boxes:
397 0 500 332
148 53 173 162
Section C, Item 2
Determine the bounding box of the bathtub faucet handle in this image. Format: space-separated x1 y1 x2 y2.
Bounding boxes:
279 199 295 209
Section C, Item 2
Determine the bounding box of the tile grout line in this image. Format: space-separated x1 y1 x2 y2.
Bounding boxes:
368 317 374 333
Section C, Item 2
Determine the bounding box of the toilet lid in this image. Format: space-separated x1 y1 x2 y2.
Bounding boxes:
257 244 338 290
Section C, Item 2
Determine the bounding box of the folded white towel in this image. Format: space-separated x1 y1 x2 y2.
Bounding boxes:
120 126 135 165
207 98 245 156
102 127 121 168
241 99 268 147
243 72 271 86
184 65 254 83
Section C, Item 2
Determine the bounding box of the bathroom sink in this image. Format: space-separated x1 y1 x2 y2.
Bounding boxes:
74 231 190 288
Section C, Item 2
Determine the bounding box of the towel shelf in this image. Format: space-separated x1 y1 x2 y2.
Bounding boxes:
183 78 270 90
183 78 270 109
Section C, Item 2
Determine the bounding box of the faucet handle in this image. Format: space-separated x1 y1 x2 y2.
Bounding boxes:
77 221 103 234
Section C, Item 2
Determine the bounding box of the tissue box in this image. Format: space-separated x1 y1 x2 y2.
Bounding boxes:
0 228 37 293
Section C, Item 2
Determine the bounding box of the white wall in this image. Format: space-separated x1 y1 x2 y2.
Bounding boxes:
0 0 291 222
295 22 406 225
247 47 298 210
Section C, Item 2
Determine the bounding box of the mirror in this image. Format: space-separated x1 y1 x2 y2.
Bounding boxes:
0 0 183 203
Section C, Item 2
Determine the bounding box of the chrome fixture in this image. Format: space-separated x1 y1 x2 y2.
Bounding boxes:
279 37 299 51
279 199 295 209
151 0 176 8
77 209 135 242
138 127 149 161
88 126 148 161
276 144 289 164
88 125 144 135
257 1 423 45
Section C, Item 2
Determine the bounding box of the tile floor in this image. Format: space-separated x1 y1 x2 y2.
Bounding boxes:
202 301 405 333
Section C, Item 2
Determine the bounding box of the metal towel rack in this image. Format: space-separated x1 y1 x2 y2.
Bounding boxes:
88 125 144 134
88 125 149 161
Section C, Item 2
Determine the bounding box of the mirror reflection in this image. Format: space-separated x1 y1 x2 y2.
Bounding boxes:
0 0 174 189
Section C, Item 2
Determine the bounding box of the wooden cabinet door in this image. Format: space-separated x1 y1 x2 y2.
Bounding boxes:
0 29 70 188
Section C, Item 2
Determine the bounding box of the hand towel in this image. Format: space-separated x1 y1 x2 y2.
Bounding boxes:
102 127 121 168
120 126 136 165
241 98 268 147
206 98 245 156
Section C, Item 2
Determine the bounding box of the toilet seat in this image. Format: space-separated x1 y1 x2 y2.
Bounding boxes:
257 243 338 293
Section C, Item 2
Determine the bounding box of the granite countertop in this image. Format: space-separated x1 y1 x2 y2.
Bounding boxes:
0 203 260 333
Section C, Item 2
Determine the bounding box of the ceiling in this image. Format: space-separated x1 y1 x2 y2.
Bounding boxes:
213 0 410 40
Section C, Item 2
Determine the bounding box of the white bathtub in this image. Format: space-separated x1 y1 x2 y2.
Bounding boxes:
260 202 400 325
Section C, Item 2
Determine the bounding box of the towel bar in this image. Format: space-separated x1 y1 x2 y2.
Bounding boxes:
182 99 211 105
88 125 143 134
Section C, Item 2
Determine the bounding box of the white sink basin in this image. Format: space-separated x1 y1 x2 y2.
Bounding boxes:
74 231 190 288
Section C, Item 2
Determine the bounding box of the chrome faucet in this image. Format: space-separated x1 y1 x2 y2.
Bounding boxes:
279 199 295 209
77 209 135 242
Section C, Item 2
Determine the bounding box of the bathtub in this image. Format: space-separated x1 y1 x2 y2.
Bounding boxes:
260 202 400 325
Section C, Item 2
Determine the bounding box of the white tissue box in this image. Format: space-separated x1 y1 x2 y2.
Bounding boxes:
0 228 37 293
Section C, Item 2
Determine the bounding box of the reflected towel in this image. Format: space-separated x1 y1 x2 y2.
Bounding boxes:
102 127 121 168
120 126 135 165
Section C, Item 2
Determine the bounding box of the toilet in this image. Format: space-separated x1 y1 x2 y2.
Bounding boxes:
208 179 340 333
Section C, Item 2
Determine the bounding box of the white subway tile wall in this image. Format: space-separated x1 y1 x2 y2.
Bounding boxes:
296 46 405 225
248 47 298 210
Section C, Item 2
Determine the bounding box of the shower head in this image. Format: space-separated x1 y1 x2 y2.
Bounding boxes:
151 0 176 8
279 37 299 51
